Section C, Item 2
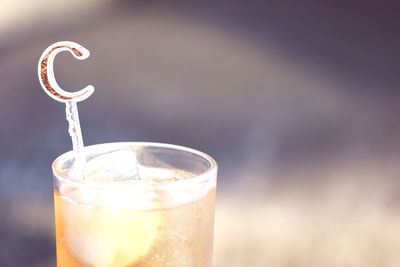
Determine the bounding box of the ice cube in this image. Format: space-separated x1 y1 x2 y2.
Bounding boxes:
84 149 142 182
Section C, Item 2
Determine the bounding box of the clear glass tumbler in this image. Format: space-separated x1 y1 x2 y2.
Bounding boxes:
52 142 217 267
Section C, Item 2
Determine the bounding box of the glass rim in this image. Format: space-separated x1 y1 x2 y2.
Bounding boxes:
52 142 218 191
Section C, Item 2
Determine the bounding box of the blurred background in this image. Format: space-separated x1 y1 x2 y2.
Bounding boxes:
1 0 400 266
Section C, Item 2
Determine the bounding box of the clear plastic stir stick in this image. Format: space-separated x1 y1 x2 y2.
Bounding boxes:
38 41 95 179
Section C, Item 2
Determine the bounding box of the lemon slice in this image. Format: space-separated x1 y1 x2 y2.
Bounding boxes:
61 196 160 267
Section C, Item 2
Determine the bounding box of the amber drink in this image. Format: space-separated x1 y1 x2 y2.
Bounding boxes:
52 142 217 267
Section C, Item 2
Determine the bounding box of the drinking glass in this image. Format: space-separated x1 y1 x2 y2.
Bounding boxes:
52 142 217 267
